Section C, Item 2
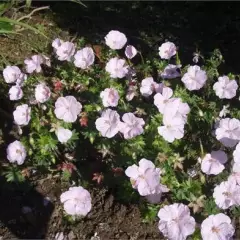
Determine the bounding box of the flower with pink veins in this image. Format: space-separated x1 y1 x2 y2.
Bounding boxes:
154 87 173 114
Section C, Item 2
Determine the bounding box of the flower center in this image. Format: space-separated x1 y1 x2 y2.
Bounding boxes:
211 226 220 233
16 149 22 155
223 191 231 197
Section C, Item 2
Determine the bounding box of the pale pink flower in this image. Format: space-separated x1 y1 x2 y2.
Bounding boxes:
201 213 235 240
125 45 137 59
100 88 120 107
53 40 75 61
125 158 165 196
153 87 173 114
95 109 120 138
140 77 162 97
181 65 207 91
74 47 95 69
213 76 238 99
213 179 240 209
201 150 227 175
119 113 145 139
35 83 51 103
159 42 177 59
60 186 91 216
161 64 181 79
228 162 240 185
233 142 240 163
158 203 196 240
56 127 72 143
3 66 26 84
9 85 23 101
105 30 127 50
215 118 240 147
158 116 185 143
24 55 44 73
105 57 129 78
13 104 31 126
145 184 169 204
54 96 82 123
7 140 26 165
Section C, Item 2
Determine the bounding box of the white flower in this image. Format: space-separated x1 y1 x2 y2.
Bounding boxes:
55 41 75 61
145 184 169 204
119 113 145 139
74 47 95 69
215 118 240 146
219 105 230 118
233 142 240 163
158 203 196 240
140 77 162 97
105 57 129 78
9 85 23 101
213 179 240 209
7 140 26 165
161 64 181 79
229 162 240 185
56 127 72 143
201 213 235 240
163 98 190 123
125 158 167 196
60 186 91 216
105 30 127 50
3 66 26 84
181 65 207 91
100 88 120 107
95 109 120 138
24 55 44 73
154 87 173 114
159 42 177 59
201 150 227 175
213 76 238 99
125 45 137 59
54 96 82 123
35 83 51 103
13 104 31 126
158 116 185 143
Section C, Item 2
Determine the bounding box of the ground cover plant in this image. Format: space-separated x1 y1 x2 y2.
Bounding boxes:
2 2 240 239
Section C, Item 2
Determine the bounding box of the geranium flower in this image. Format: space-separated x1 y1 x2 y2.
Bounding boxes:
154 87 173 114
145 184 169 204
35 83 51 103
161 64 181 79
105 57 129 78
125 158 163 196
24 55 44 73
201 213 235 240
95 109 120 138
7 140 26 165
105 30 127 50
215 118 240 146
158 116 185 143
119 112 145 139
13 104 31 126
9 85 23 101
200 150 227 175
213 76 238 99
3 66 26 84
125 45 137 59
228 162 240 185
233 142 240 163
100 88 120 107
163 98 190 123
140 77 162 97
56 127 72 143
181 65 207 91
158 203 196 240
53 39 75 61
159 42 177 59
60 186 91 216
213 179 240 209
54 96 82 123
74 47 95 69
